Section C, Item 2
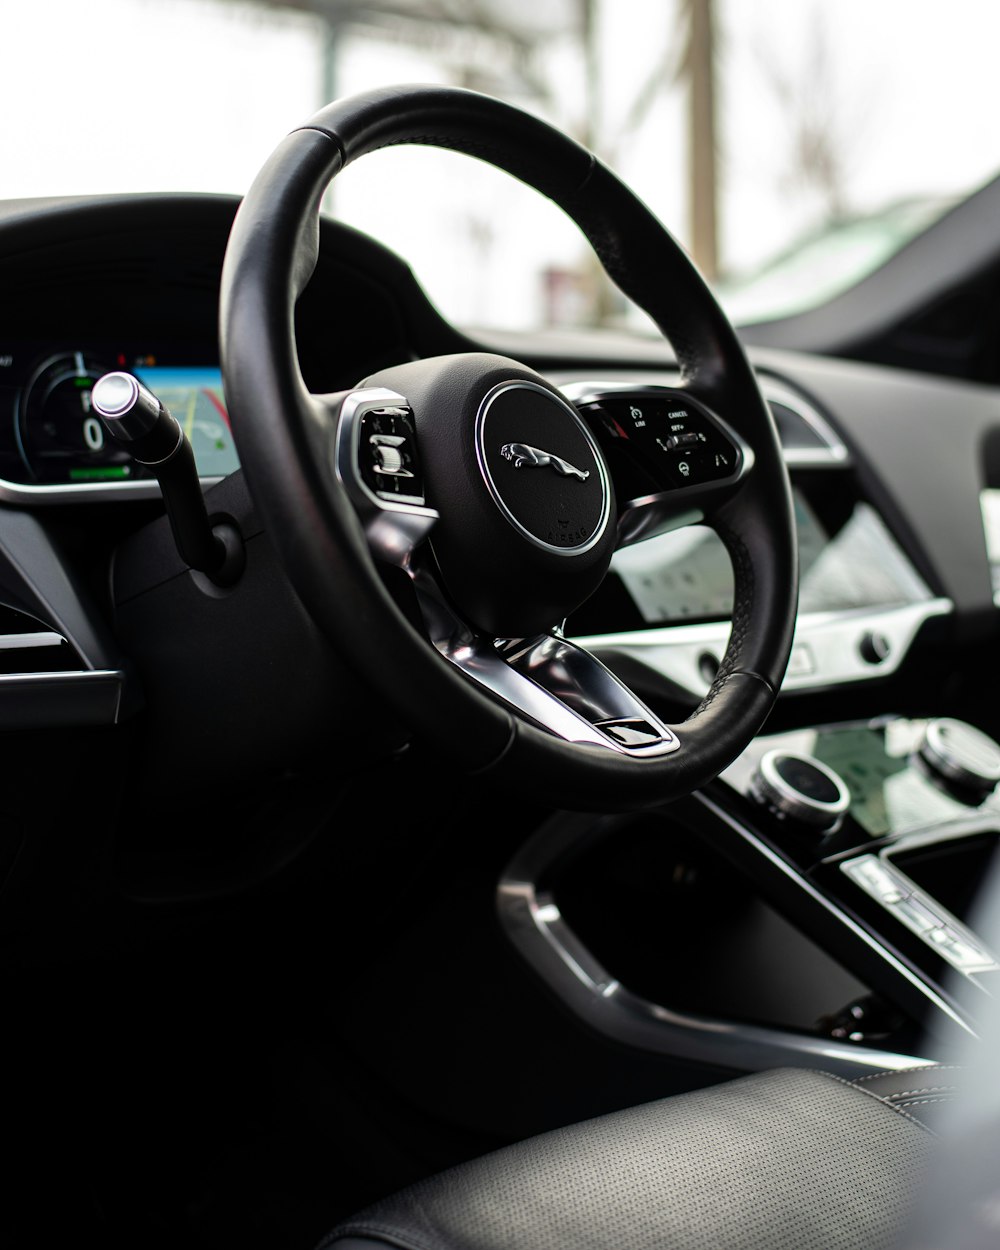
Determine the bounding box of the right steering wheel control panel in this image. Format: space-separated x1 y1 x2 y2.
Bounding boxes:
721 715 1000 992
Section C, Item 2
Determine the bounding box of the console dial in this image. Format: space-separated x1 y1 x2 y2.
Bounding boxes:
917 718 1000 804
750 749 851 833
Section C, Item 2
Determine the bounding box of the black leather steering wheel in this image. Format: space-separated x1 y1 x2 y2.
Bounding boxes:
218 84 798 811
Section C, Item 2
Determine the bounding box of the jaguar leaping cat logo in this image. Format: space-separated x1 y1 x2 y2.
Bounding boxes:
500 442 590 482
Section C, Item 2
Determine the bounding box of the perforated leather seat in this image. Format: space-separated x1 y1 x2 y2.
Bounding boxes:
320 1065 957 1250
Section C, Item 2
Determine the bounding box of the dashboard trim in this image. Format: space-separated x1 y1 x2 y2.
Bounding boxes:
0 475 224 505
0 371 846 502
498 806 945 1077
579 598 953 696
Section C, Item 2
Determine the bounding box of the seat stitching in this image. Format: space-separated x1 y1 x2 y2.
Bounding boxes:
810 1068 939 1136
895 1096 955 1109
319 1222 436 1250
887 1085 960 1099
853 1064 963 1083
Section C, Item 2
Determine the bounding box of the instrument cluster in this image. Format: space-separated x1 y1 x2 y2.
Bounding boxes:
0 344 238 491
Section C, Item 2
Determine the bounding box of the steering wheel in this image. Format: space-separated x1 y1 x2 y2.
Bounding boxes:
218 84 798 811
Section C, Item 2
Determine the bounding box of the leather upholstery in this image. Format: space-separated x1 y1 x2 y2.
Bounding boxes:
320 1066 937 1250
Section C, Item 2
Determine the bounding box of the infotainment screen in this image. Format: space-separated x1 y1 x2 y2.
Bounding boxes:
607 489 933 625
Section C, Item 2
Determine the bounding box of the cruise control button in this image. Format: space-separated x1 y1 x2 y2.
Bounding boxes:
667 449 738 487
358 406 427 503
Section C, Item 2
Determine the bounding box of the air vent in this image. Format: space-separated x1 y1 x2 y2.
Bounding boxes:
760 379 850 468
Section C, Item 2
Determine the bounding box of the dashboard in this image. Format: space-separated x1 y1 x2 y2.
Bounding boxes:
0 336 948 702
0 191 997 729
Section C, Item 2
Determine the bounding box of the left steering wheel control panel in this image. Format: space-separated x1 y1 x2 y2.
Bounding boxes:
0 344 239 497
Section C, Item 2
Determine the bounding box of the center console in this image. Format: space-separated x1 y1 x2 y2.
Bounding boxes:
719 713 1000 1012
499 715 1000 1082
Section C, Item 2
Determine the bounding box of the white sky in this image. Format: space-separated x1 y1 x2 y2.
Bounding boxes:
4 0 1000 328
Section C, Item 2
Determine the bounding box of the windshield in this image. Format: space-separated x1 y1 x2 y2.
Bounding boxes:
7 0 1000 333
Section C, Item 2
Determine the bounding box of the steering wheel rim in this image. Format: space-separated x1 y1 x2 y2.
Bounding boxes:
219 83 798 810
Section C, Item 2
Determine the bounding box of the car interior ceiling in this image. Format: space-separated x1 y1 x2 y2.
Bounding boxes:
2 94 1000 1248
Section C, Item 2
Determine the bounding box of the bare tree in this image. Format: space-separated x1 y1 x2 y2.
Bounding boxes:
206 0 722 313
755 8 865 224
683 0 719 280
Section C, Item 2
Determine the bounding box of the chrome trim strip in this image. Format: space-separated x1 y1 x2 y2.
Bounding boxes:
0 667 120 683
577 599 953 697
498 807 946 1076
0 475 223 505
0 631 66 649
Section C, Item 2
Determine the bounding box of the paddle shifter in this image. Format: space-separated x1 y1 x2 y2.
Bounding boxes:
92 372 243 585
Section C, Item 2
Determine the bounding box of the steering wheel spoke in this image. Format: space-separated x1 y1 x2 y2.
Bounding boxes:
408 558 680 755
564 382 754 548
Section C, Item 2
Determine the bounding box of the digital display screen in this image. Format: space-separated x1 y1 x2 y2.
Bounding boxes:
134 366 238 479
609 490 933 624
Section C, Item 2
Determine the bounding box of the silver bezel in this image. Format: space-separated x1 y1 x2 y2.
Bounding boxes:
752 747 850 829
333 387 440 565
919 717 1000 792
474 380 612 556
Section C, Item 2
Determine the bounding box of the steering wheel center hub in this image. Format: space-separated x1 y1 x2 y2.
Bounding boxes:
476 380 610 554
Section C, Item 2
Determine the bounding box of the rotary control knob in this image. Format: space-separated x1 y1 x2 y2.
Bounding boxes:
749 749 851 833
916 717 1000 804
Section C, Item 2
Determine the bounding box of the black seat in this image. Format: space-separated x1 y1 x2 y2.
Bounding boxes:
320 1065 957 1250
